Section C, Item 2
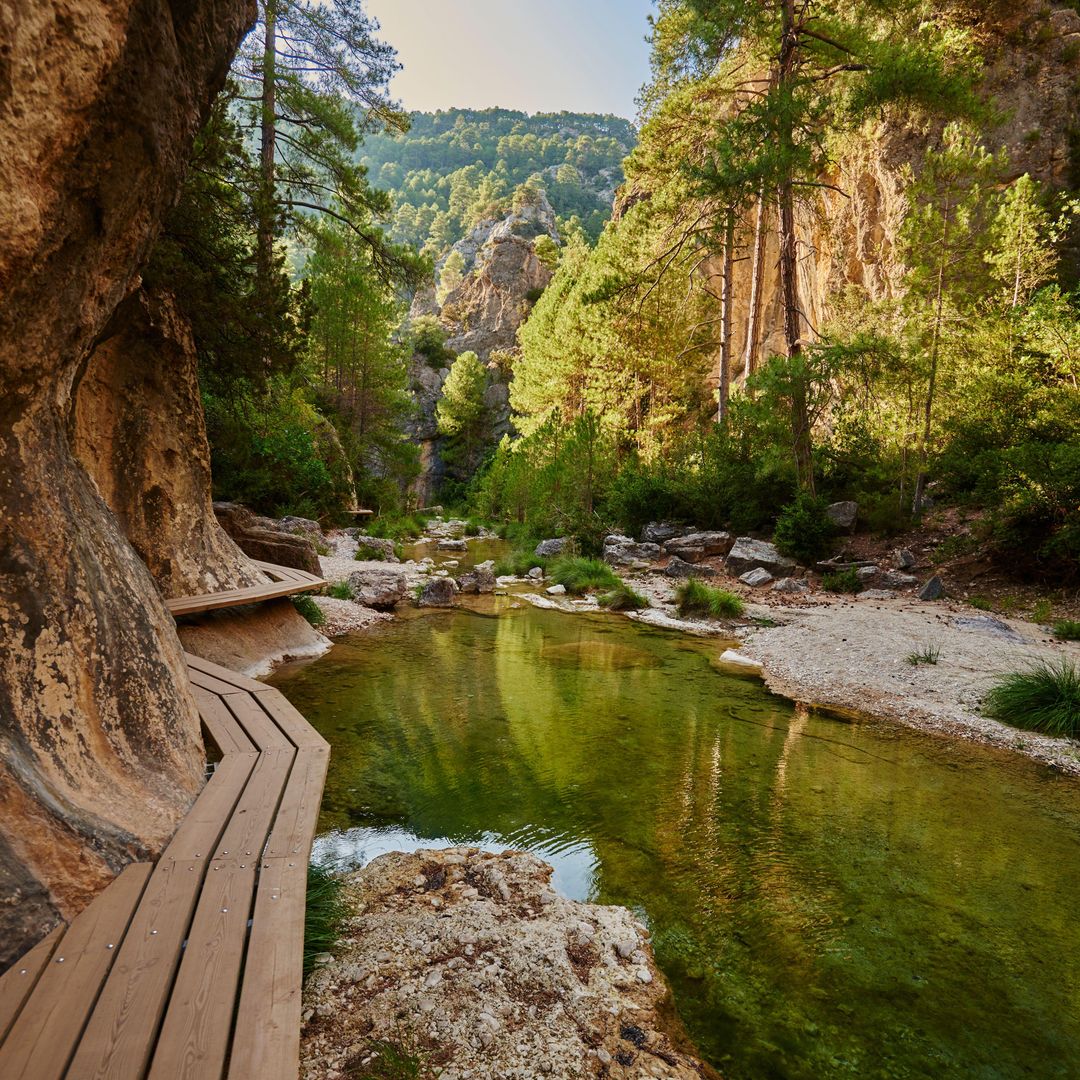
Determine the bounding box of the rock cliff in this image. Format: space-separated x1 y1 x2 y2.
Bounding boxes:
0 0 254 967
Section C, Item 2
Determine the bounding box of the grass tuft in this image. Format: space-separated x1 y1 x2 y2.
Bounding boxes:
1032 599 1053 624
822 568 861 594
547 556 620 595
291 593 325 627
493 548 547 577
304 863 347 979
675 578 745 619
906 644 941 666
968 595 992 611
598 583 649 611
343 1035 440 1079
984 659 1080 739
1053 619 1080 641
327 581 355 601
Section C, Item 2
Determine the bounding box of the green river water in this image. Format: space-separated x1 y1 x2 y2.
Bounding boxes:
269 595 1080 1079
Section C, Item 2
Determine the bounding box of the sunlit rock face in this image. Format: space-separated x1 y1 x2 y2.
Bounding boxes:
0 0 254 968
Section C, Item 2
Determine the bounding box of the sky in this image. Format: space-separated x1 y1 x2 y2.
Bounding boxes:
364 0 655 121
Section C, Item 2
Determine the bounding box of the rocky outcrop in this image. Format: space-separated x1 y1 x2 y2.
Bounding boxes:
603 535 663 567
663 531 735 563
0 0 254 964
725 538 798 577
300 849 713 1080
73 286 266 597
215 502 322 576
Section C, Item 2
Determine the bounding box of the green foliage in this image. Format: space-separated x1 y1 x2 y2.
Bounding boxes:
675 578 745 619
984 659 1080 738
822 569 862 594
436 250 466 304
906 644 942 666
343 1035 440 1079
327 581 355 600
599 583 650 611
1053 620 1080 641
410 315 456 369
968 596 993 611
354 541 392 561
1032 599 1054 623
292 594 326 627
547 557 620 595
304 863 347 979
365 515 427 541
493 549 546 577
436 351 491 479
773 492 836 565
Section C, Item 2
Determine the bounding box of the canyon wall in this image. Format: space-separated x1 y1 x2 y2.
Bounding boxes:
0 0 254 968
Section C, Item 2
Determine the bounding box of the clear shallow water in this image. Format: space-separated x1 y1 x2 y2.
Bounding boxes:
269 601 1080 1079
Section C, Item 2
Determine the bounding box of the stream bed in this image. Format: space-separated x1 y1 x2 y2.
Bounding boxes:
269 598 1080 1079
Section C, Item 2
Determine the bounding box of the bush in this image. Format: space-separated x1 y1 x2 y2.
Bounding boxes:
599 583 649 611
327 581 354 600
547 556 620 594
366 515 426 541
822 568 861 594
355 540 395 561
1053 620 1080 641
291 594 325 627
773 491 836 565
675 578 745 618
984 659 1080 738
494 548 547 577
304 863 347 979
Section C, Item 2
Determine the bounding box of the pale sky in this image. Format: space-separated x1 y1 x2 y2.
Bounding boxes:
365 0 655 121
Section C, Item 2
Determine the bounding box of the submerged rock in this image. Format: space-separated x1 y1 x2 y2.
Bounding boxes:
457 565 496 594
725 537 797 577
418 576 458 607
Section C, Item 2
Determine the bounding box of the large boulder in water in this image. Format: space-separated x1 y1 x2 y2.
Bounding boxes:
418 576 458 607
458 564 496 594
347 568 408 610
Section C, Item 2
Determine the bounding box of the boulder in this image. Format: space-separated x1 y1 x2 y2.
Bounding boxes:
641 522 692 545
602 534 663 566
437 538 468 552
347 568 408 610
278 515 323 540
856 589 898 600
546 584 567 596
826 500 858 530
739 568 774 587
354 536 399 562
892 548 917 570
663 531 734 563
527 566 545 580
664 556 717 579
457 565 496 594
534 537 568 558
771 577 810 594
878 571 918 589
214 502 322 576
856 566 879 582
952 614 1025 642
418 576 458 607
717 650 764 674
725 537 797 577
917 576 945 601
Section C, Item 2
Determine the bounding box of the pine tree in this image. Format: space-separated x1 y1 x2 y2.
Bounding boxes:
436 351 491 477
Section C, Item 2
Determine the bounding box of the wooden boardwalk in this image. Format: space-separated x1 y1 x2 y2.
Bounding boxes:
165 560 324 617
0 564 330 1079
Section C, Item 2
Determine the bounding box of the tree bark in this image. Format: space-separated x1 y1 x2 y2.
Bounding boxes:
742 191 768 383
258 0 278 290
717 208 735 423
0 0 255 968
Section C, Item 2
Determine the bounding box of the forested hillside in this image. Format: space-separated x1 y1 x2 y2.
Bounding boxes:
358 108 635 252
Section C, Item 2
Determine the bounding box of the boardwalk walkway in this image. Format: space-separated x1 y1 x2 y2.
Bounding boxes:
0 563 329 1079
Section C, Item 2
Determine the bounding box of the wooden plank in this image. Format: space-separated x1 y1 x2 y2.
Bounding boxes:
223 692 293 752
186 654 266 694
263 748 330 862
193 687 256 756
0 863 151 1080
166 573 326 619
226 858 308 1080
0 925 65 1043
68 859 205 1080
255 688 330 751
212 749 295 863
147 864 256 1080
186 665 252 698
161 752 257 863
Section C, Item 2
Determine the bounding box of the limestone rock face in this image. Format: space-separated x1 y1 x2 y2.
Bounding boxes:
73 287 266 597
214 503 322 576
0 0 254 966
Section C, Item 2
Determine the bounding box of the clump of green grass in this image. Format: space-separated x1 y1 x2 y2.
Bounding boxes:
598 583 649 611
304 863 347 979
464 518 484 537
366 514 426 541
675 578 745 618
355 540 392 561
344 1035 440 1079
327 581 354 601
968 595 993 611
984 659 1080 739
1053 620 1080 641
822 567 861 594
906 644 941 666
1032 599 1053 623
494 548 547 577
548 556 620 595
291 593 325 627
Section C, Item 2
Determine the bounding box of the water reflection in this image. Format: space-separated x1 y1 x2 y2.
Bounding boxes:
270 605 1080 1080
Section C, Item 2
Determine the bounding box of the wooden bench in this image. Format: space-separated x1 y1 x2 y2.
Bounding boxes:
0 564 330 1079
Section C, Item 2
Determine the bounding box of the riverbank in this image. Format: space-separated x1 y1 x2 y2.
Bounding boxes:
301 848 714 1080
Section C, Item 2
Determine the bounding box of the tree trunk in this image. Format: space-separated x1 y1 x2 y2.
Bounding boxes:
777 0 815 492
0 0 255 969
717 208 735 423
257 0 278 290
742 191 768 383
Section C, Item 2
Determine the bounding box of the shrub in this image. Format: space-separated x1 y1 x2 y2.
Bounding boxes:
773 491 836 564
822 568 861 594
355 541 392 561
304 863 347 979
984 659 1080 738
675 578 745 618
494 549 547 577
366 515 426 541
291 594 325 627
1053 620 1080 641
547 556 620 594
906 644 941 666
327 581 354 600
598 583 649 611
